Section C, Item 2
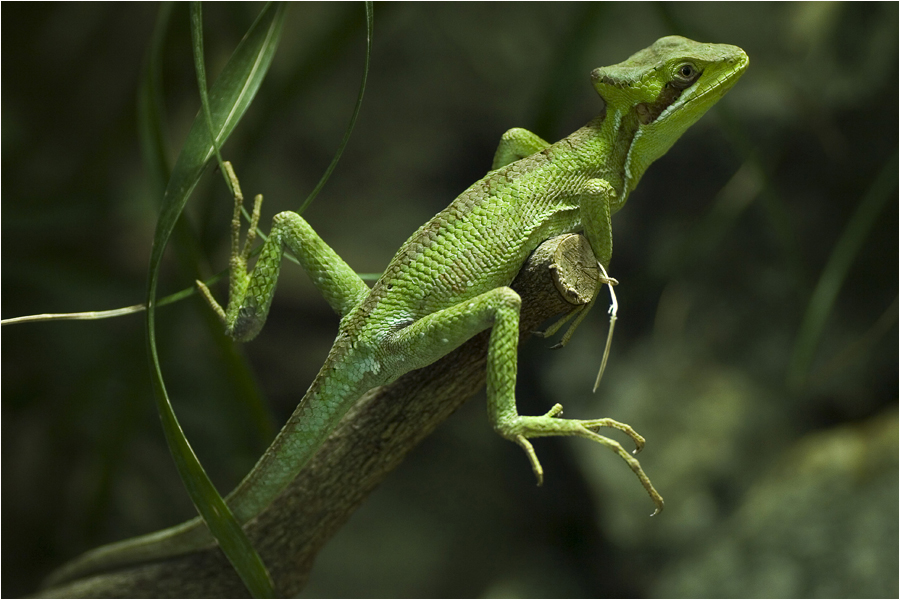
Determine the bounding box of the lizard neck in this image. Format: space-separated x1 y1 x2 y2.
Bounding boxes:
566 107 641 213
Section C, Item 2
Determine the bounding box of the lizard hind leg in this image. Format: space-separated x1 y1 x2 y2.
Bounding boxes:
449 288 663 514
380 284 664 515
198 159 370 342
480 285 664 514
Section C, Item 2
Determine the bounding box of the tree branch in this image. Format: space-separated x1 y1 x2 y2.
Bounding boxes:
40 234 601 598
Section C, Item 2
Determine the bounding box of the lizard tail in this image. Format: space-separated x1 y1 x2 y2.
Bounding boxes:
42 517 212 590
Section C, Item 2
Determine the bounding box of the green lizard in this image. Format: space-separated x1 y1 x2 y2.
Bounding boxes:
47 35 748 586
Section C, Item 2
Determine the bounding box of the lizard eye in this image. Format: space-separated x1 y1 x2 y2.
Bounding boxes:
671 63 701 90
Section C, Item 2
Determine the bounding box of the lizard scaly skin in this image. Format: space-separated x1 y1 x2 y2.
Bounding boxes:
46 36 748 587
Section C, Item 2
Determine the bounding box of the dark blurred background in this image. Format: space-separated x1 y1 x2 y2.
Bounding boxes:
3 3 897 597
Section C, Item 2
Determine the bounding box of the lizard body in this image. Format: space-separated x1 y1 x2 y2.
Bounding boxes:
47 36 747 587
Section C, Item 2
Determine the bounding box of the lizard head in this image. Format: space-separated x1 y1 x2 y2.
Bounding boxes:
591 36 749 199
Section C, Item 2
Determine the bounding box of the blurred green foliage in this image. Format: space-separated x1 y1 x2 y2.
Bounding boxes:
2 3 897 597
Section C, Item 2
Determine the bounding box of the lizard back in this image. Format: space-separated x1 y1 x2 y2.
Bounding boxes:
347 122 609 339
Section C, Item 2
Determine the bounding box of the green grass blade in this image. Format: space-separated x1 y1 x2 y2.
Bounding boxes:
190 2 231 191
787 153 898 390
138 2 173 192
297 1 373 215
145 3 287 597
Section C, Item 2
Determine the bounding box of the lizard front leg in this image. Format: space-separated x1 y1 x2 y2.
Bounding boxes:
538 178 619 348
383 286 664 515
491 127 551 170
579 177 616 269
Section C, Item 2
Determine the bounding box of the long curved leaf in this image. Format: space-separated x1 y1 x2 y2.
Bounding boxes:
145 3 286 597
297 1 374 214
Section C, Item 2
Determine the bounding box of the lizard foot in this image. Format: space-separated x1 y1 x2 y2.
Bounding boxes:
501 408 664 515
